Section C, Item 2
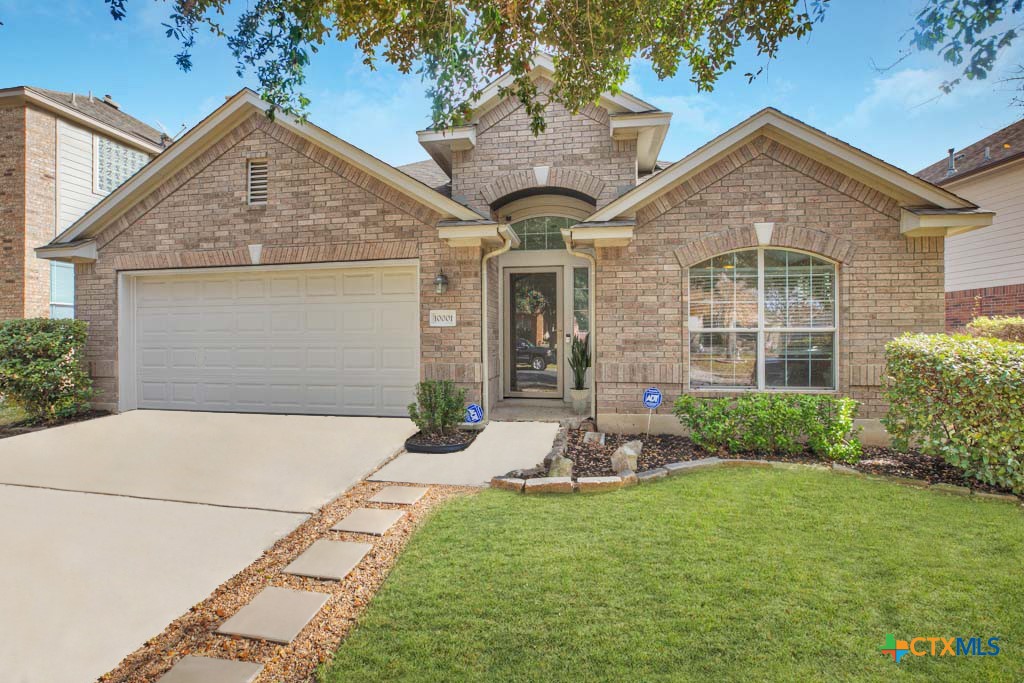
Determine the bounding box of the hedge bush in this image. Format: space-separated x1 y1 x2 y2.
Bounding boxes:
966 316 1024 343
407 380 466 435
673 393 862 463
0 318 93 422
883 333 1024 494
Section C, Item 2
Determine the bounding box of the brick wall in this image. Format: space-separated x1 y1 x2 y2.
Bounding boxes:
452 79 637 215
0 105 26 320
79 113 484 410
595 136 945 420
23 106 56 318
945 284 1024 329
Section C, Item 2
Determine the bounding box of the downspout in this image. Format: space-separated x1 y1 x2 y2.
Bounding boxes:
561 227 597 421
481 224 514 421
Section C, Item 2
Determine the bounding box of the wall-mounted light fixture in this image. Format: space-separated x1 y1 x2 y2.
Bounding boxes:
434 269 449 295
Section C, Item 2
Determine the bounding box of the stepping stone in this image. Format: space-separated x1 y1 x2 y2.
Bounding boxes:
216 587 329 644
332 508 405 535
283 539 372 581
159 656 262 683
369 486 429 505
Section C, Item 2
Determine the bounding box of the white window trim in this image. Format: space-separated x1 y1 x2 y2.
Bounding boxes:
687 246 839 393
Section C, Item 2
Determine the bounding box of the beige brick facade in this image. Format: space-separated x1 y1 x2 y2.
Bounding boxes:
595 136 944 420
0 105 26 319
78 113 484 410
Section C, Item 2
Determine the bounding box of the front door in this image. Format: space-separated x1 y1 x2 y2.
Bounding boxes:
504 268 562 397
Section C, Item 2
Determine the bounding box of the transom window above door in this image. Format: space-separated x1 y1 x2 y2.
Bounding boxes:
509 216 575 250
688 248 837 391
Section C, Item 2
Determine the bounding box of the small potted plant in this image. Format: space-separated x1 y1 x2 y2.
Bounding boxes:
405 379 479 453
568 333 590 415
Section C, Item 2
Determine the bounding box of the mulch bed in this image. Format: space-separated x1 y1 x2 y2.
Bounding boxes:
0 409 110 440
559 429 1018 497
405 429 479 449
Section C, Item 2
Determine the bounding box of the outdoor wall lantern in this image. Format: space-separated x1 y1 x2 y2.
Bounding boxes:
434 269 449 294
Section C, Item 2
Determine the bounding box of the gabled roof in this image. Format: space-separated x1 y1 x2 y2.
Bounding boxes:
0 86 165 153
417 53 671 175
586 107 978 224
398 158 452 197
47 89 483 247
916 118 1024 185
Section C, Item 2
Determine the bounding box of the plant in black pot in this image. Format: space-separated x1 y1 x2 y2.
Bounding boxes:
568 333 590 415
405 379 478 453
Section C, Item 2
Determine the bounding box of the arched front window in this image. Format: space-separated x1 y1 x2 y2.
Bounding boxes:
509 216 575 250
688 248 836 390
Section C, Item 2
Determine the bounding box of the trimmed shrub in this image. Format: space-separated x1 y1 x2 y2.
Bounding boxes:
407 380 466 435
883 333 1024 494
673 393 861 462
966 316 1024 343
0 318 94 422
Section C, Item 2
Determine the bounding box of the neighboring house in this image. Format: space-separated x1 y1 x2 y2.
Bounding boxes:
38 56 991 438
917 118 1024 329
0 86 164 320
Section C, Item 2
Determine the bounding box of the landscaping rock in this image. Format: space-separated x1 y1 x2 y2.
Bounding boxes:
663 458 722 475
719 458 772 468
831 463 863 476
578 419 596 432
489 477 525 492
523 477 574 494
610 440 642 474
505 466 545 479
618 469 638 487
973 491 1020 503
576 476 623 493
582 431 606 445
930 483 971 496
637 468 668 483
547 454 573 478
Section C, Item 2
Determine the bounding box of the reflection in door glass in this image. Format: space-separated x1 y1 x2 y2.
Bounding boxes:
510 272 559 393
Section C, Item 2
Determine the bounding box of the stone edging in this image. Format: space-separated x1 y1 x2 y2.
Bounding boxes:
490 457 1022 504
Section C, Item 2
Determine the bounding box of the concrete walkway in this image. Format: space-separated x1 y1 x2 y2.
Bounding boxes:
0 410 412 683
370 421 559 486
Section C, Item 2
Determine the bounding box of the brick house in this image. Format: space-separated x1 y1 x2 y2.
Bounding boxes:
0 86 164 320
916 118 1024 329
38 58 993 438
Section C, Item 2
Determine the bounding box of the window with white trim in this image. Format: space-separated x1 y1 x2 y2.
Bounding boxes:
688 248 836 390
50 261 75 319
247 159 268 204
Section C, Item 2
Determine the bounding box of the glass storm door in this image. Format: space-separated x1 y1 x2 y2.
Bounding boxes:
504 269 563 397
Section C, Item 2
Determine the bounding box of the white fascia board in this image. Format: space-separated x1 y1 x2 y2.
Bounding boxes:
0 87 163 154
610 112 672 173
35 240 98 263
588 109 976 222
438 222 520 248
900 208 994 237
50 90 482 247
416 126 477 176
566 225 634 248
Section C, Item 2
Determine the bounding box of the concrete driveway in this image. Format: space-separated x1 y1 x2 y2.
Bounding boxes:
0 410 413 683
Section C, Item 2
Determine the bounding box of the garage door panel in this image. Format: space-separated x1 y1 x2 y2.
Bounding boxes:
132 265 418 416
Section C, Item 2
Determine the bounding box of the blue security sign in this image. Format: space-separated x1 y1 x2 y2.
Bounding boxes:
464 403 484 424
642 387 663 410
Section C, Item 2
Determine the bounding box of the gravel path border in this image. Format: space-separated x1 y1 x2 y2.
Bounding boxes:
98 480 476 683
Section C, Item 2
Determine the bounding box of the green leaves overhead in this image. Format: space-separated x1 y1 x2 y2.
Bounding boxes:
106 0 828 132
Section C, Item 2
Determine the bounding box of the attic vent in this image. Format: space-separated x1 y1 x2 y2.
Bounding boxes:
247 159 268 205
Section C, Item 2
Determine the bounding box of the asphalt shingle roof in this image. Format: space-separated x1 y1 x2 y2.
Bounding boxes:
30 87 165 147
917 118 1024 185
397 159 452 197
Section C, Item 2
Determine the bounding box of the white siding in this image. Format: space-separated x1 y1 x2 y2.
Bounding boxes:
945 160 1024 292
56 120 102 230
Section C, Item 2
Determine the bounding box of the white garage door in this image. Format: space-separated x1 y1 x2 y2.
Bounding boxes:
129 264 419 416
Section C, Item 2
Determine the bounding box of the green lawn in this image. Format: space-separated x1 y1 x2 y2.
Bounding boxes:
0 401 26 429
321 468 1023 682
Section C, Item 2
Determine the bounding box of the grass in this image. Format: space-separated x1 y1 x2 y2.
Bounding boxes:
321 468 1023 682
0 400 26 429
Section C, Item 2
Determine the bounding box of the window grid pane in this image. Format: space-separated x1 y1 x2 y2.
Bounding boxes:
510 216 573 251
689 248 836 390
572 267 589 334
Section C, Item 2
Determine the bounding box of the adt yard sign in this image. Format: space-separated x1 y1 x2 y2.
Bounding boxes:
642 387 663 410
465 403 484 424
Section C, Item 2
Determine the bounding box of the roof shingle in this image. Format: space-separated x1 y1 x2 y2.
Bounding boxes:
917 118 1024 185
29 87 165 147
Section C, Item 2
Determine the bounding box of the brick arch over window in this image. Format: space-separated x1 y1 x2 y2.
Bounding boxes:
481 168 606 207
672 224 857 268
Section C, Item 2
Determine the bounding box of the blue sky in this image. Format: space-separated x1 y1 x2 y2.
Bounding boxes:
1 1 1021 173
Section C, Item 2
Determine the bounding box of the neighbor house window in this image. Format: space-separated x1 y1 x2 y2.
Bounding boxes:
509 216 574 250
50 262 74 319
688 248 836 390
247 159 268 204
